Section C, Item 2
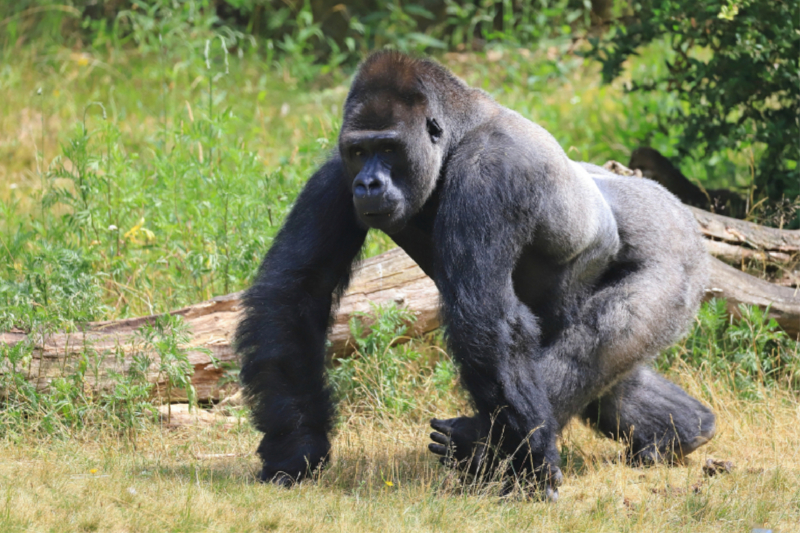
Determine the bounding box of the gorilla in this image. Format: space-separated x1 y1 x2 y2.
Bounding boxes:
236 51 716 498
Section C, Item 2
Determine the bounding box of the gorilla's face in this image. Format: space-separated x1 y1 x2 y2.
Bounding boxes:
340 97 443 235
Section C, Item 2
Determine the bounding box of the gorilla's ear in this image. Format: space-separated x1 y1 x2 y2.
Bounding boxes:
426 118 443 143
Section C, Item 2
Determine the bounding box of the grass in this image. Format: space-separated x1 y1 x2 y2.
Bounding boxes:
1 17 798 533
0 377 798 532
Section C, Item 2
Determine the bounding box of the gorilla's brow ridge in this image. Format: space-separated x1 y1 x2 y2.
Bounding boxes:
348 51 464 113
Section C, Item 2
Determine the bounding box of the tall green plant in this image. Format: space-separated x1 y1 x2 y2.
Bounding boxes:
135 314 209 419
329 304 457 417
661 299 800 399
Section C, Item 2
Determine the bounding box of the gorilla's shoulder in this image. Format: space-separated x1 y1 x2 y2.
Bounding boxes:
449 117 569 179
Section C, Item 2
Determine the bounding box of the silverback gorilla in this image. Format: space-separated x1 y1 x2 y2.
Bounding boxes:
236 51 716 498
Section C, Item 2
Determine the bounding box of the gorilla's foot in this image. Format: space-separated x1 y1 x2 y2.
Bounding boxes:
583 366 718 467
627 406 717 466
259 456 329 487
260 469 298 487
428 417 489 475
499 464 563 502
543 465 563 502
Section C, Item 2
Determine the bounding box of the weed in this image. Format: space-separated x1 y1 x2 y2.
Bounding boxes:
661 299 800 398
135 313 214 417
329 304 459 419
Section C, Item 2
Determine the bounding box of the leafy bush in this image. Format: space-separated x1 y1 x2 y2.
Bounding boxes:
661 299 800 399
329 304 458 417
588 0 800 213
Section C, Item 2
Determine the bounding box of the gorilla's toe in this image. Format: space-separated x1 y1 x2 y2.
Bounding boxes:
679 410 717 458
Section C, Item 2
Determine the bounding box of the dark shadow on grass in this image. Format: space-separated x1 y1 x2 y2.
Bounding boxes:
136 437 639 496
141 458 263 486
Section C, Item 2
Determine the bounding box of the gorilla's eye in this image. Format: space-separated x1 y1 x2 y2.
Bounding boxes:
383 147 393 153
354 149 363 157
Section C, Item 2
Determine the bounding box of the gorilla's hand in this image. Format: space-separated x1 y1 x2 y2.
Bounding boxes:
429 416 563 501
428 417 490 475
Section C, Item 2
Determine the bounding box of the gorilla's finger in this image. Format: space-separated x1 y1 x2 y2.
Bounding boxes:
269 472 296 488
428 443 449 456
429 432 450 446
430 418 453 434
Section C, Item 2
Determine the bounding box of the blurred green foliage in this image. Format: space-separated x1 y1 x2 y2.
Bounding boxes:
1 0 591 56
3 1 795 208
588 0 799 220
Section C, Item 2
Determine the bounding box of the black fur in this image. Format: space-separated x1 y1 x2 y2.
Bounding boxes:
236 52 715 496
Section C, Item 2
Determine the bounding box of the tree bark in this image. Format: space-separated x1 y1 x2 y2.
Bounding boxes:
707 257 800 338
704 239 793 265
690 206 800 254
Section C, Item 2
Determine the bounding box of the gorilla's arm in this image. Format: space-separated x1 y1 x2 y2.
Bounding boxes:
236 157 367 484
432 132 560 477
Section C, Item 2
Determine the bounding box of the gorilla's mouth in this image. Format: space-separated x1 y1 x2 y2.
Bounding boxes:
357 205 405 234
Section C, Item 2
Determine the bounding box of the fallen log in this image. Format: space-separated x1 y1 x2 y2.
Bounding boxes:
0 248 439 402
690 206 800 254
704 239 794 265
2 246 799 403
605 157 799 256
606 159 798 285
707 257 799 338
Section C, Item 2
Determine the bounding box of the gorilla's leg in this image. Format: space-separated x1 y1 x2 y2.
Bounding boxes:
582 366 716 464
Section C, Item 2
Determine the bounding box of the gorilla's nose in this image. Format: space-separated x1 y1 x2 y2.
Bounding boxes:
353 173 386 199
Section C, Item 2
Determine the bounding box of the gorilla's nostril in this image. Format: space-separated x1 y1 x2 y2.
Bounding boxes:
354 184 368 198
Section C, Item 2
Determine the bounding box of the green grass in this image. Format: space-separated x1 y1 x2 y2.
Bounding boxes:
1 24 798 533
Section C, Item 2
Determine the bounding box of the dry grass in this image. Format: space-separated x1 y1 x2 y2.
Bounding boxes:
1 371 797 533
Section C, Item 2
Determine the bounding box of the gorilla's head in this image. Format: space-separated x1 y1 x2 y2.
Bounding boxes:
339 52 449 234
